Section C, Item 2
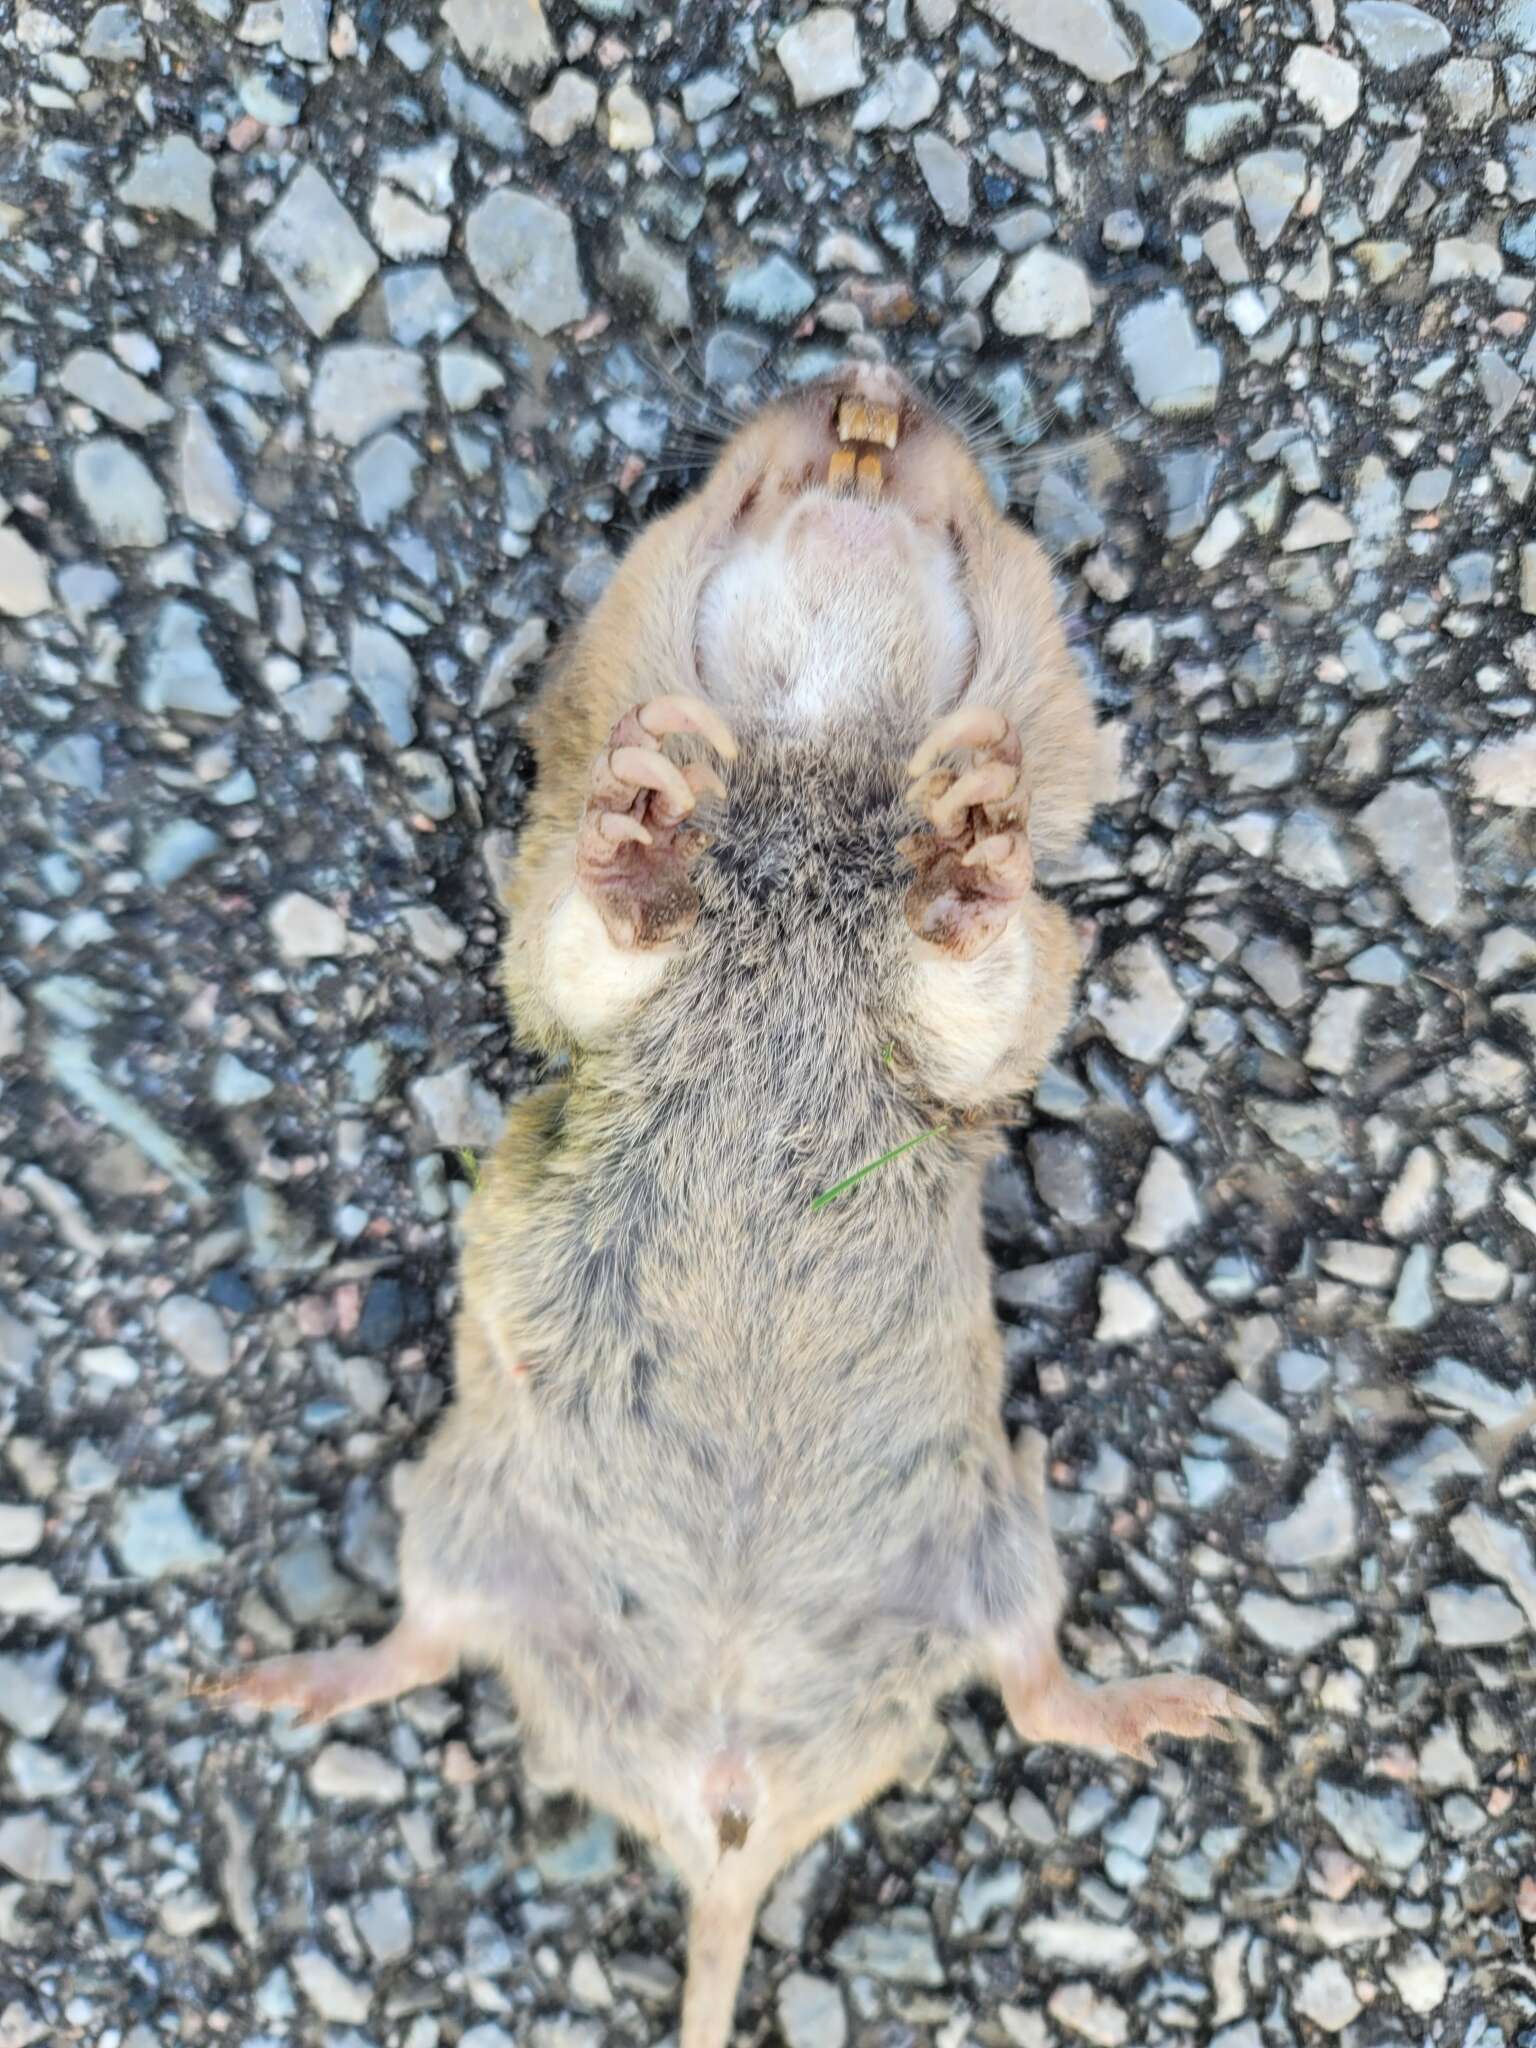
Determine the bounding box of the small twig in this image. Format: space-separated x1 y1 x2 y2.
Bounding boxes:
456 1148 481 1189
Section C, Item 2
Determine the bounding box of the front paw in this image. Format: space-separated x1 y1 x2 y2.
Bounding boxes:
901 707 1033 961
576 694 736 949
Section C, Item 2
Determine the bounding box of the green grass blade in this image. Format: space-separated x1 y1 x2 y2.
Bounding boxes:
811 1127 939 1212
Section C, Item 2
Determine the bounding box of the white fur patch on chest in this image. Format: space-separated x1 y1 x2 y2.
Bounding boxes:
546 886 675 1041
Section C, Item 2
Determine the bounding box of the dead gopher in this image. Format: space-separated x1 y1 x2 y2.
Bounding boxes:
206 364 1261 2045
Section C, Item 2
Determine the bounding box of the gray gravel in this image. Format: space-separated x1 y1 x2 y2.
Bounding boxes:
4 0 1536 2044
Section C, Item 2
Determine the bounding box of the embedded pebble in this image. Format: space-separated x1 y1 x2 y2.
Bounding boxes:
269 891 348 961
1116 290 1223 415
72 438 169 548
777 1971 848 2048
466 190 588 336
1263 1448 1356 1568
309 1741 408 1803
994 247 1092 339
60 349 173 432
252 164 380 335
776 10 864 107
1356 781 1461 928
976 0 1134 84
111 1487 225 1579
0 526 53 616
157 1294 231 1377
118 135 217 232
1285 46 1360 127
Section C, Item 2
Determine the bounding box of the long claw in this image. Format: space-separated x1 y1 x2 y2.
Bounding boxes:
929 760 1019 834
597 811 653 847
1226 1694 1272 1729
961 832 1015 870
610 745 697 819
637 693 738 761
684 761 728 804
908 706 1010 779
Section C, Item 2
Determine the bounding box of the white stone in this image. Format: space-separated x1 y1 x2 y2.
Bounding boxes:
1345 0 1451 71
1238 1590 1354 1654
530 68 598 146
1263 1448 1357 1568
777 1971 848 2048
1470 728 1536 808
176 403 243 532
1427 1581 1526 1645
777 9 864 107
369 186 450 259
252 165 379 337
409 1062 502 1150
157 1294 231 1377
1451 1504 1536 1627
1088 937 1188 1062
605 80 654 150
0 1567 77 1620
1205 1383 1291 1460
292 1944 370 2024
1294 1958 1362 2033
71 438 168 548
1304 987 1373 1076
1095 1270 1160 1343
1116 289 1222 416
466 189 588 337
1283 497 1355 549
0 525 52 616
1387 1942 1448 2015
1048 1983 1128 2047
1236 148 1308 250
310 1741 408 1804
973 0 1135 84
0 1504 44 1557
1118 0 1200 59
1021 1915 1146 1975
311 345 428 447
1125 1147 1201 1253
1356 780 1461 928
60 348 173 431
1440 1241 1508 1302
118 135 217 232
1285 46 1360 127
442 0 554 77
1191 504 1246 570
269 891 348 961
994 247 1092 339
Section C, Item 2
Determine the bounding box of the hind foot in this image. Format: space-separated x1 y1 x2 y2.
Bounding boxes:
902 707 1032 961
193 1620 456 1728
577 694 736 949
1001 1649 1264 1766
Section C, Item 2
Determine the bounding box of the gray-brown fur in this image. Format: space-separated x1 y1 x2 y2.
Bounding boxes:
204 366 1262 2047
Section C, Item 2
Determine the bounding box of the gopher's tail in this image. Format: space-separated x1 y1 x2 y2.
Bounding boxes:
680 1867 767 2048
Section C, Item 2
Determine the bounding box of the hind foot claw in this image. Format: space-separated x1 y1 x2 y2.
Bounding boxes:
1002 1654 1266 1766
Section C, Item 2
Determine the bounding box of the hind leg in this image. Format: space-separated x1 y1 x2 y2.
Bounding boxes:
989 1433 1264 1764
999 1647 1264 1766
194 1615 458 1728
